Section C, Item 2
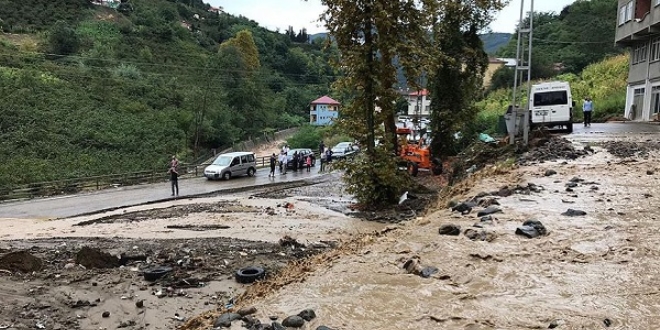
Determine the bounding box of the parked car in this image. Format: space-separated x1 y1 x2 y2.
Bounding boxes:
331 142 359 160
204 152 257 180
286 148 316 169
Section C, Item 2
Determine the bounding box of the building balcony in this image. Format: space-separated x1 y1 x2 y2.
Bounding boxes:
616 0 660 45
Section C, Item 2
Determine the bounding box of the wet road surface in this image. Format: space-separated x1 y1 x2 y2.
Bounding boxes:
0 169 327 220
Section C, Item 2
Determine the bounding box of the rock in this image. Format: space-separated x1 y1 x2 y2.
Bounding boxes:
75 247 120 269
272 322 286 330
515 220 547 238
569 177 584 183
565 182 578 188
647 170 655 175
549 319 564 328
584 145 594 153
135 300 144 308
282 315 305 328
451 202 476 215
419 266 438 278
544 169 557 176
497 187 513 197
242 315 260 329
0 251 43 272
214 313 242 328
316 327 334 330
297 309 316 321
463 229 496 242
438 224 461 236
476 207 502 217
237 306 257 316
603 318 612 327
561 209 587 217
102 311 110 318
269 316 278 321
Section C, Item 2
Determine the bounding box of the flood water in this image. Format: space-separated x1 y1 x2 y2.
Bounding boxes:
242 137 660 329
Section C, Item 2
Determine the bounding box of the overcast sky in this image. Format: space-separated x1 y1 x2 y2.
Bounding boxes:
207 0 576 34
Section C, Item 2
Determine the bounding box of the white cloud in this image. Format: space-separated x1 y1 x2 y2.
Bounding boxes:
207 0 577 34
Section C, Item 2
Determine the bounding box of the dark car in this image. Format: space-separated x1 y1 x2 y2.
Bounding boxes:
286 148 316 169
331 142 359 160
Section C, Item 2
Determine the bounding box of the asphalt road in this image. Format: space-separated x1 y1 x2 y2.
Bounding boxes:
571 121 660 134
0 168 327 220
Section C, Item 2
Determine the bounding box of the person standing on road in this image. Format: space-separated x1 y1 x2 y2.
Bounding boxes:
583 97 593 127
269 153 277 178
292 151 299 171
168 159 179 197
278 152 284 174
319 141 325 156
281 152 288 175
306 154 312 172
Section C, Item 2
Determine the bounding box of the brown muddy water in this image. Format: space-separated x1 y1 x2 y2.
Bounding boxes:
232 139 660 329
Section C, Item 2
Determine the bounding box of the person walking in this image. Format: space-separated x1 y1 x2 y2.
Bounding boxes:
305 154 312 172
269 153 277 178
168 159 179 196
319 141 325 156
583 97 594 127
292 151 299 171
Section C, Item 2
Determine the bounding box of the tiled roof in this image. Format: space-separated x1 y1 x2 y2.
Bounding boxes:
311 95 340 105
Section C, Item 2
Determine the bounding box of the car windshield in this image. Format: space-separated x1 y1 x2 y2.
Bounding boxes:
335 143 350 149
212 156 232 166
331 147 344 153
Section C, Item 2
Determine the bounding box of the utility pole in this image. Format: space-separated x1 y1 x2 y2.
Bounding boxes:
509 0 534 146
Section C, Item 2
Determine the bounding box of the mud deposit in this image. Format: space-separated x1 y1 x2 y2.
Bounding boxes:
181 132 660 330
0 237 328 330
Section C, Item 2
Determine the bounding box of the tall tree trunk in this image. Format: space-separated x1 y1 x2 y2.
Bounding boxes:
364 3 376 157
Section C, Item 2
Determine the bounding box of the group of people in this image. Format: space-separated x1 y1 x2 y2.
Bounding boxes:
268 144 314 177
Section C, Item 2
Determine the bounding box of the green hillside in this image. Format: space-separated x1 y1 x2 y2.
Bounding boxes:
0 0 336 187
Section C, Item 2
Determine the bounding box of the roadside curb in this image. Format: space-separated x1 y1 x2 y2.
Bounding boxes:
59 174 335 220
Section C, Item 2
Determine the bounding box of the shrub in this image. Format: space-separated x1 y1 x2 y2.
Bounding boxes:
286 125 323 149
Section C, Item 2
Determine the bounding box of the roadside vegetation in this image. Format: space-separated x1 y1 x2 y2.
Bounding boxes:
477 54 629 134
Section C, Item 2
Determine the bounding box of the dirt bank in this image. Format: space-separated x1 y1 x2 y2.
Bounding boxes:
182 134 660 329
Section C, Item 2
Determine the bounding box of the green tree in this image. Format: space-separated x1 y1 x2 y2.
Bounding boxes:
427 0 506 158
313 0 431 206
219 29 261 72
47 20 80 55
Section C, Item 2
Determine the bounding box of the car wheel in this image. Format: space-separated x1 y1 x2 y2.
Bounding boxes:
235 266 266 284
247 167 255 177
222 172 231 180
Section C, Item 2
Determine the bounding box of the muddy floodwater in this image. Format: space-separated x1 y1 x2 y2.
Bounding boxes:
231 135 660 329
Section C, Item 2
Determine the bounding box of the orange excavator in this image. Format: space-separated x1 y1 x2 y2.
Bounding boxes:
396 127 442 177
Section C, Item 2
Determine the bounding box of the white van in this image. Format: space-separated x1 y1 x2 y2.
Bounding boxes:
204 152 257 180
528 81 576 133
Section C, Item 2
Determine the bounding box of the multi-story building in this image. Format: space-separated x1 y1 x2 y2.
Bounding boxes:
615 0 660 121
407 89 431 119
309 96 340 125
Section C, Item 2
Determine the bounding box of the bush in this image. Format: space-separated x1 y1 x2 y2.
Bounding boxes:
286 125 323 149
48 21 80 55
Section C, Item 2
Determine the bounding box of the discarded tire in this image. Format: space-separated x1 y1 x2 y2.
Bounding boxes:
143 266 173 282
235 266 266 284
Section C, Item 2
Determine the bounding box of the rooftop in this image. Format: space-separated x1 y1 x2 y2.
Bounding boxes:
311 95 340 105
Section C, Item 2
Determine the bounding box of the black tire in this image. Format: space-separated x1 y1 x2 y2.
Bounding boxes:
408 162 419 177
235 266 266 284
247 167 255 177
566 122 573 134
222 172 231 180
143 266 172 282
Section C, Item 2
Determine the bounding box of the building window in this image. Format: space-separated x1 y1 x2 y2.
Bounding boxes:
652 38 660 62
620 6 627 25
652 86 660 114
632 44 648 64
627 1 633 21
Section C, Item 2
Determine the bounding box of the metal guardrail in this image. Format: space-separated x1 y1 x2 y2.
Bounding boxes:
0 151 323 202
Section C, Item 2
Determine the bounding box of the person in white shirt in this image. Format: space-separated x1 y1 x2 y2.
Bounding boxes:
280 152 288 174
583 97 593 127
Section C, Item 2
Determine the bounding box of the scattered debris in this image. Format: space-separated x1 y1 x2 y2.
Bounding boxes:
279 235 305 249
515 220 548 238
165 224 230 231
438 224 461 236
75 247 120 269
561 209 587 217
463 229 496 242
